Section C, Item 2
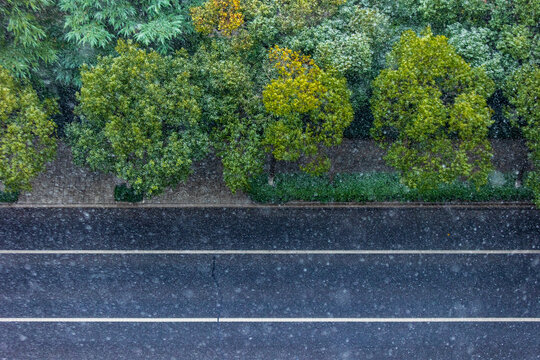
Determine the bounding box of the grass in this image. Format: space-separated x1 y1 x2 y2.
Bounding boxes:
247 172 533 204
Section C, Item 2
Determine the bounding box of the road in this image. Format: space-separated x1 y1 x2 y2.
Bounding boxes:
0 206 539 359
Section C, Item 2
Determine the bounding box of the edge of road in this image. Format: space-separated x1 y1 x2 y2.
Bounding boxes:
0 201 537 209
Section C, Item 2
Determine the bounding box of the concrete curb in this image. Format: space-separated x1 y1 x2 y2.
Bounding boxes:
0 202 536 209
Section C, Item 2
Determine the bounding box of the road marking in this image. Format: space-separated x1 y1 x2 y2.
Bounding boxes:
0 317 538 323
0 250 538 255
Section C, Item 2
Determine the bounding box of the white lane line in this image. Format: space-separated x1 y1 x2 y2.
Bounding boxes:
0 317 538 323
0 250 538 255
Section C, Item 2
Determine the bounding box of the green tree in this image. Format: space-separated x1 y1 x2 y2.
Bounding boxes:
506 65 540 206
66 40 208 197
59 0 195 50
263 46 353 181
189 41 267 192
56 0 199 86
189 0 355 190
442 0 539 138
419 0 489 30
371 29 495 191
284 4 394 137
0 66 57 193
0 0 59 77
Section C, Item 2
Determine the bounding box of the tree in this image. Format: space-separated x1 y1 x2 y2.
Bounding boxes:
0 0 58 77
56 0 199 86
263 46 353 182
0 66 57 193
188 0 354 190
284 4 394 137
371 29 495 191
418 0 489 30
66 40 208 197
506 65 540 206
190 0 244 36
59 0 195 50
189 40 267 192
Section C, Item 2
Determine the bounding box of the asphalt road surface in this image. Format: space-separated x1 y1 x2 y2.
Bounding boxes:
0 206 539 359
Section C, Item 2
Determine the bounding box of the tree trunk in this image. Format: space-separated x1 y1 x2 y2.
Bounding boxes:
268 155 276 187
328 158 335 185
515 138 532 188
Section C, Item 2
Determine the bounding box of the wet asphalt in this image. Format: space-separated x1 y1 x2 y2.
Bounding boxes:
0 207 539 359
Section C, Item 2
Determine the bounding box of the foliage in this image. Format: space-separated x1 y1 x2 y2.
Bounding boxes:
418 0 490 30
57 0 198 86
247 172 533 204
437 0 538 139
371 29 495 191
0 0 59 77
66 40 208 197
114 184 144 202
191 0 244 36
263 46 353 175
506 65 540 206
59 0 195 50
0 190 19 203
284 4 393 138
446 24 511 86
274 0 346 33
0 66 57 193
189 41 267 192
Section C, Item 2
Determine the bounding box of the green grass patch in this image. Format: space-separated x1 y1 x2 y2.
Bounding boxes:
114 184 143 203
0 190 19 203
247 172 533 204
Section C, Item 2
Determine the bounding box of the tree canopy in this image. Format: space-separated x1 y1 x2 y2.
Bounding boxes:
66 40 208 197
189 40 267 192
263 46 353 175
371 29 495 191
0 66 57 193
0 0 58 77
2 0 538 203
506 65 540 205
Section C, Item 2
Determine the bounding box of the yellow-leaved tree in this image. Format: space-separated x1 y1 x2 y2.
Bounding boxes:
263 46 353 184
190 0 244 36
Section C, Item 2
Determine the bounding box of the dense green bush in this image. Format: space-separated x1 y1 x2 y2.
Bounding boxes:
188 40 268 192
247 172 534 204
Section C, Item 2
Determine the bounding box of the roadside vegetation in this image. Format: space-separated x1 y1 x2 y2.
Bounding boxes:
0 0 538 205
247 172 533 204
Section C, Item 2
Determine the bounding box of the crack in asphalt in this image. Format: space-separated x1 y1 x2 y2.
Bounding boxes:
211 255 223 357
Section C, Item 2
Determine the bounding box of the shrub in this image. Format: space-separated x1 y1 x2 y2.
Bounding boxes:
0 190 19 203
247 172 533 204
114 184 144 203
